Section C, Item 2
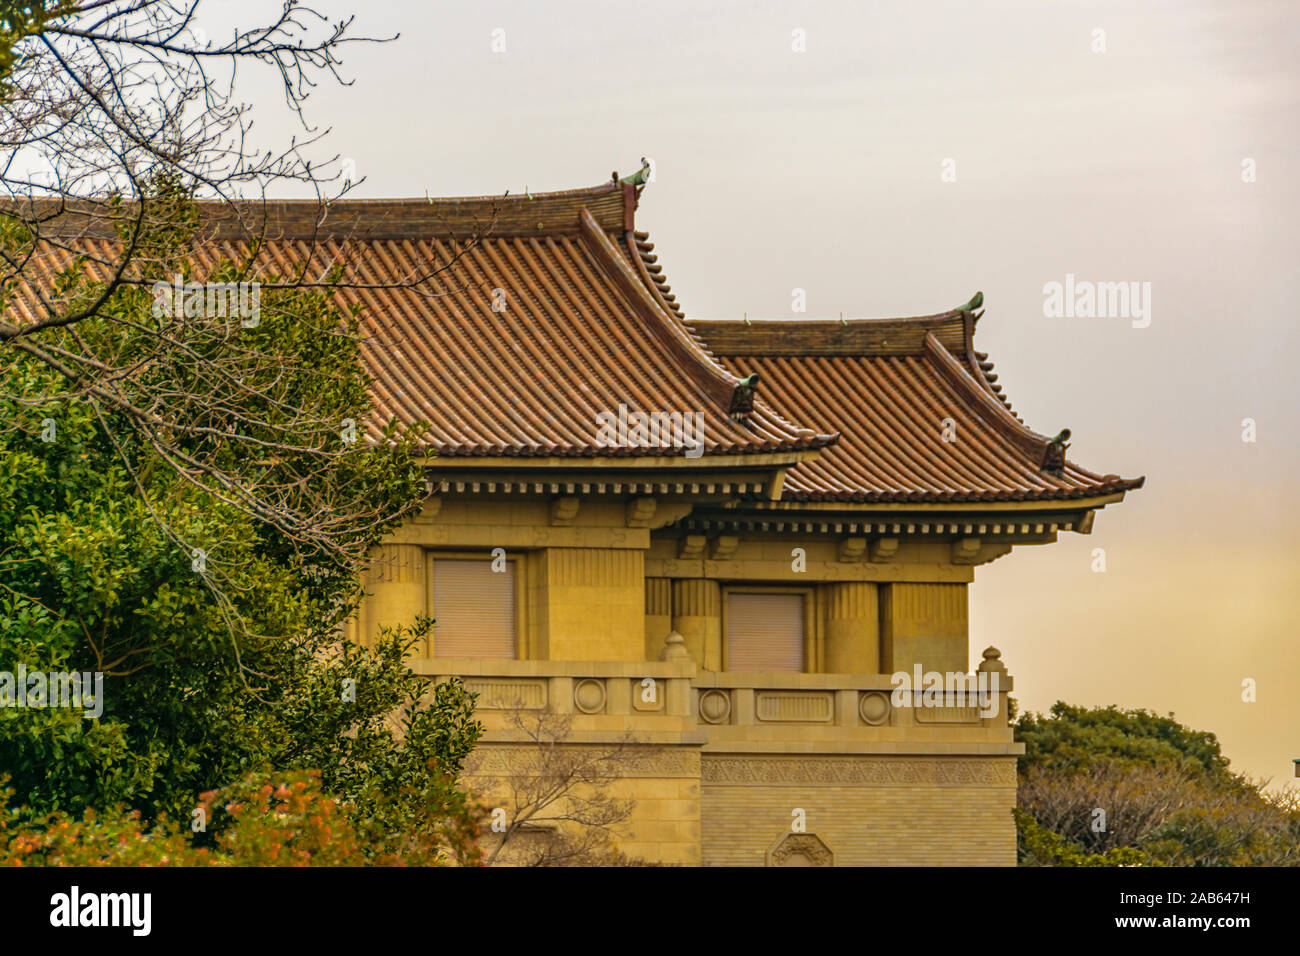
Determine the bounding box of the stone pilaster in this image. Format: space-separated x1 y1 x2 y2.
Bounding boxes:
364 544 427 653
671 578 721 671
538 548 644 661
822 581 879 673
644 577 673 660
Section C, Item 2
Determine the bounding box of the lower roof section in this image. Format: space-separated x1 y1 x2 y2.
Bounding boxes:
692 318 1144 504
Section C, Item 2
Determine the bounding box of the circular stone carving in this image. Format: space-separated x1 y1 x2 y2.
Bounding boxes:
698 689 732 725
859 691 891 726
573 679 607 714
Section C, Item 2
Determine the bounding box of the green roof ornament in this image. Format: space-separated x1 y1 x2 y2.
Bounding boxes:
1041 428 1072 473
618 157 652 187
956 291 984 313
729 372 760 421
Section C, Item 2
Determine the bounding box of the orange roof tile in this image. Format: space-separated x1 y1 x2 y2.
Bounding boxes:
690 312 1144 503
6 182 832 460
8 179 1142 504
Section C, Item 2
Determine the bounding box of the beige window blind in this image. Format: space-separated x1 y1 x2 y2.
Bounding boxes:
432 559 516 659
726 592 805 672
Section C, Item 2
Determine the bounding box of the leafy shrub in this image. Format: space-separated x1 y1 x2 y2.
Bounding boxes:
1 768 485 866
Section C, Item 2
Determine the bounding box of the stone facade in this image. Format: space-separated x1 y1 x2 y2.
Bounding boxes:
363 492 1032 866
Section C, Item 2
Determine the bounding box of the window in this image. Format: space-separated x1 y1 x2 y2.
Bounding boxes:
725 592 805 672
431 558 516 658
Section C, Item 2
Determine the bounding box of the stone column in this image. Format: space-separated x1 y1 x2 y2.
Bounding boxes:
822 582 879 673
671 578 721 671
644 577 672 661
364 544 427 654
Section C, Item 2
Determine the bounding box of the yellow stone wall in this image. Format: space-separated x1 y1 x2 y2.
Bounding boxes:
363 498 981 676
375 492 1035 866
533 548 645 661
644 577 672 660
880 582 969 674
671 578 722 671
461 743 702 866
699 755 1017 866
363 544 429 655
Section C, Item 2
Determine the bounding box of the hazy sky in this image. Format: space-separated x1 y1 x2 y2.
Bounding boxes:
217 0 1298 784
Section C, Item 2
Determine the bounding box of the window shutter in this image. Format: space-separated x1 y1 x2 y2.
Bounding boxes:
726 592 805 672
432 559 516 659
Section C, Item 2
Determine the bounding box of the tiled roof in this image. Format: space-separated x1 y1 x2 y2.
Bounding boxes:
7 183 831 459
9 179 1142 504
690 313 1145 503
341 205 829 457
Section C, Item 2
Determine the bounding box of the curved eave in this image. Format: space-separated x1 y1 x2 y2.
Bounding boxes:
776 477 1145 505
409 435 837 459
748 490 1138 512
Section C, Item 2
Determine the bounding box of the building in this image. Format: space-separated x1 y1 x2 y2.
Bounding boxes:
7 166 1132 864
315 168 1143 865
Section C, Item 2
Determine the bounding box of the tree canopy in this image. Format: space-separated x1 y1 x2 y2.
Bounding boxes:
0 184 483 862
1015 703 1298 866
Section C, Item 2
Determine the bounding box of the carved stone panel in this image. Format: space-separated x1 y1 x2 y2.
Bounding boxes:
755 691 833 722
463 679 547 709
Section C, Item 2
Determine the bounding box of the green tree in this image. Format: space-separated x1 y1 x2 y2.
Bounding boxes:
0 185 482 861
0 2 72 93
1016 702 1234 783
1014 703 1299 866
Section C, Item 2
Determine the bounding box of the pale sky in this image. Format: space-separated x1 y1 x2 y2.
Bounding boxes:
214 0 1299 785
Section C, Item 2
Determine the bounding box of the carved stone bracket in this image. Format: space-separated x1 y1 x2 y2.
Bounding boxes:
412 496 442 524
626 497 657 527
709 534 739 561
678 534 707 560
628 497 694 529
837 537 867 562
767 832 834 867
951 537 981 564
870 537 899 562
549 495 580 526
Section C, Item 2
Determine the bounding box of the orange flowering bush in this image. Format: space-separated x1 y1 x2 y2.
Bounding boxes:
0 769 485 866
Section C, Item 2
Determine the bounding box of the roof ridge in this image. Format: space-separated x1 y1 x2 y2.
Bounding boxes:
578 209 834 450
7 181 631 241
959 312 1024 422
578 208 734 404
627 231 686 320
922 331 1063 470
688 311 968 357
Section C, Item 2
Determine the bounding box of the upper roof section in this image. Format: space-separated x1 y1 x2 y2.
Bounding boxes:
7 180 831 460
691 308 1145 504
334 185 830 457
